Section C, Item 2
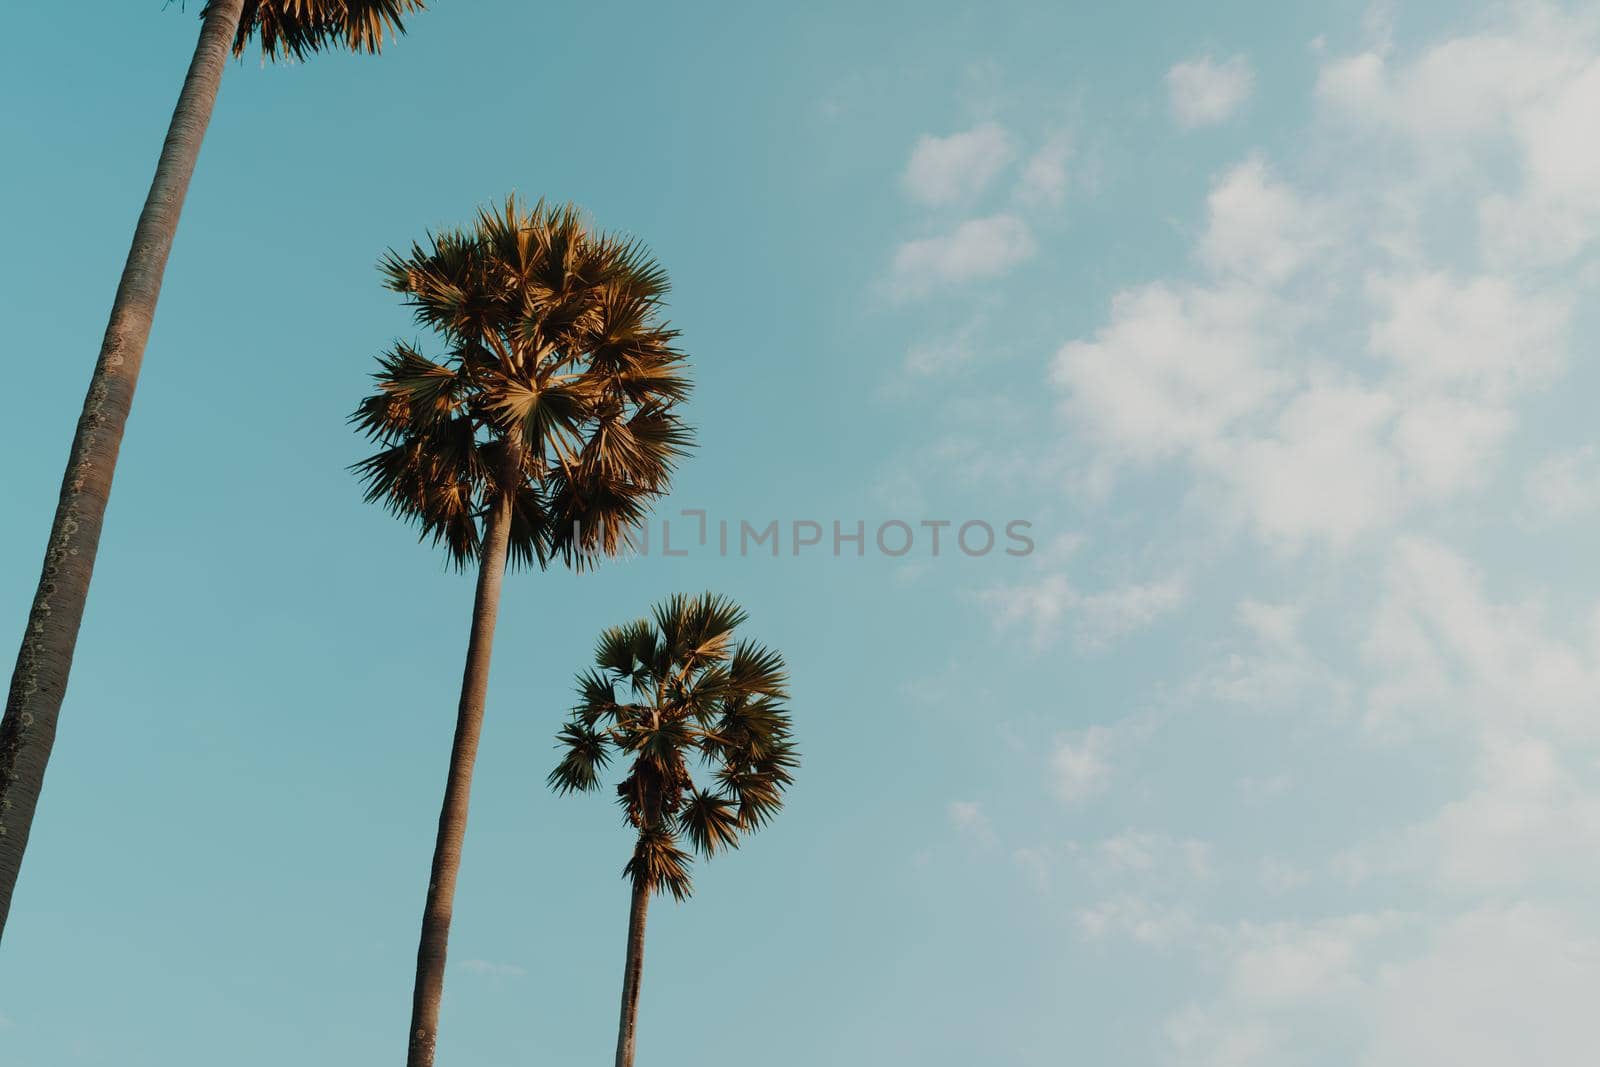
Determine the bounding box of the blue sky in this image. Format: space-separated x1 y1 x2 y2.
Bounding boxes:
4 1 1600 1064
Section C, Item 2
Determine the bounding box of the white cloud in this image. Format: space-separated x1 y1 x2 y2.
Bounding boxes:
1139 903 1600 1067
1078 895 1202 947
1052 282 1283 463
1366 272 1569 398
902 317 984 377
1389 396 1512 500
1220 383 1401 548
1364 905 1600 1067
1416 733 1600 894
1052 101 1576 552
947 800 998 847
890 214 1034 297
1087 908 1402 1065
1204 600 1339 712
1055 535 1600 1062
902 335 973 377
1051 725 1116 804
983 568 1187 649
1074 576 1189 644
902 123 1015 206
1226 914 1395 1007
1237 599 1301 648
1016 135 1072 208
1362 537 1600 744
1524 445 1600 524
1313 27 1579 145
983 572 1073 645
1199 158 1327 285
1095 832 1213 882
893 10 1600 1061
1483 57 1600 267
1164 1003 1276 1067
1168 54 1255 128
1314 8 1600 270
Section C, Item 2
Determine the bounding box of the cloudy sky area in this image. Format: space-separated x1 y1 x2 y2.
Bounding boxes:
3 1 1599 1065
884 3 1600 1063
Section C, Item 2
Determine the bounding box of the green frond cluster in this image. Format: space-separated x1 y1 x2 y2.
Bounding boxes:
549 594 798 898
352 196 694 571
211 1 426 60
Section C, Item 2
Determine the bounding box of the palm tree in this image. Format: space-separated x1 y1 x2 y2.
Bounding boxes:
0 0 425 939
354 198 693 1067
550 593 798 1067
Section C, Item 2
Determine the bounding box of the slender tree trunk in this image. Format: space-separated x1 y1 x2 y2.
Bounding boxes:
405 480 520 1067
0 0 246 942
614 876 652 1067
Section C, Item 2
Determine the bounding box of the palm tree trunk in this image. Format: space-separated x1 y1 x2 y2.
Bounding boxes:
614 876 651 1067
405 481 520 1067
0 0 246 941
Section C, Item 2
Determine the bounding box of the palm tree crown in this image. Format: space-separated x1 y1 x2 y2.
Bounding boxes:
551 593 798 899
352 197 693 571
214 0 425 59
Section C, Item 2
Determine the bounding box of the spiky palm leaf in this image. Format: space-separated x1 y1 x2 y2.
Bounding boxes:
353 197 693 572
215 0 426 60
551 594 797 898
624 827 694 902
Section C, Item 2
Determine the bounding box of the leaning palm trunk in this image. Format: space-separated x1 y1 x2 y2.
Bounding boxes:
0 0 246 940
406 479 518 1067
615 876 652 1067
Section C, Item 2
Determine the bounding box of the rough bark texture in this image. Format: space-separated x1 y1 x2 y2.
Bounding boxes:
615 877 652 1067
0 0 246 942
405 485 519 1067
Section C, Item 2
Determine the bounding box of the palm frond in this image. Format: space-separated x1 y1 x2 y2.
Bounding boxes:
226 0 425 61
574 668 622 726
548 722 612 794
625 827 694 900
727 641 789 699
350 427 483 569
710 697 793 763
505 484 552 571
678 790 742 858
595 621 653 676
715 762 791 831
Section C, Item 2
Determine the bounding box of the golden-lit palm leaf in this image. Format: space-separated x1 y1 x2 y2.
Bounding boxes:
624 827 694 901
218 0 425 60
678 791 741 857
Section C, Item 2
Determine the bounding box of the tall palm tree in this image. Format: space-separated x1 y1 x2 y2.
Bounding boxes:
550 593 798 1067
0 0 426 940
354 198 693 1067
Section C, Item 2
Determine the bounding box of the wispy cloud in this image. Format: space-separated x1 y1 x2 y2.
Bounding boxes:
1167 54 1254 127
902 123 1015 206
983 562 1187 650
947 800 999 847
1050 726 1117 804
1523 445 1600 525
889 214 1035 298
1016 134 1072 208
